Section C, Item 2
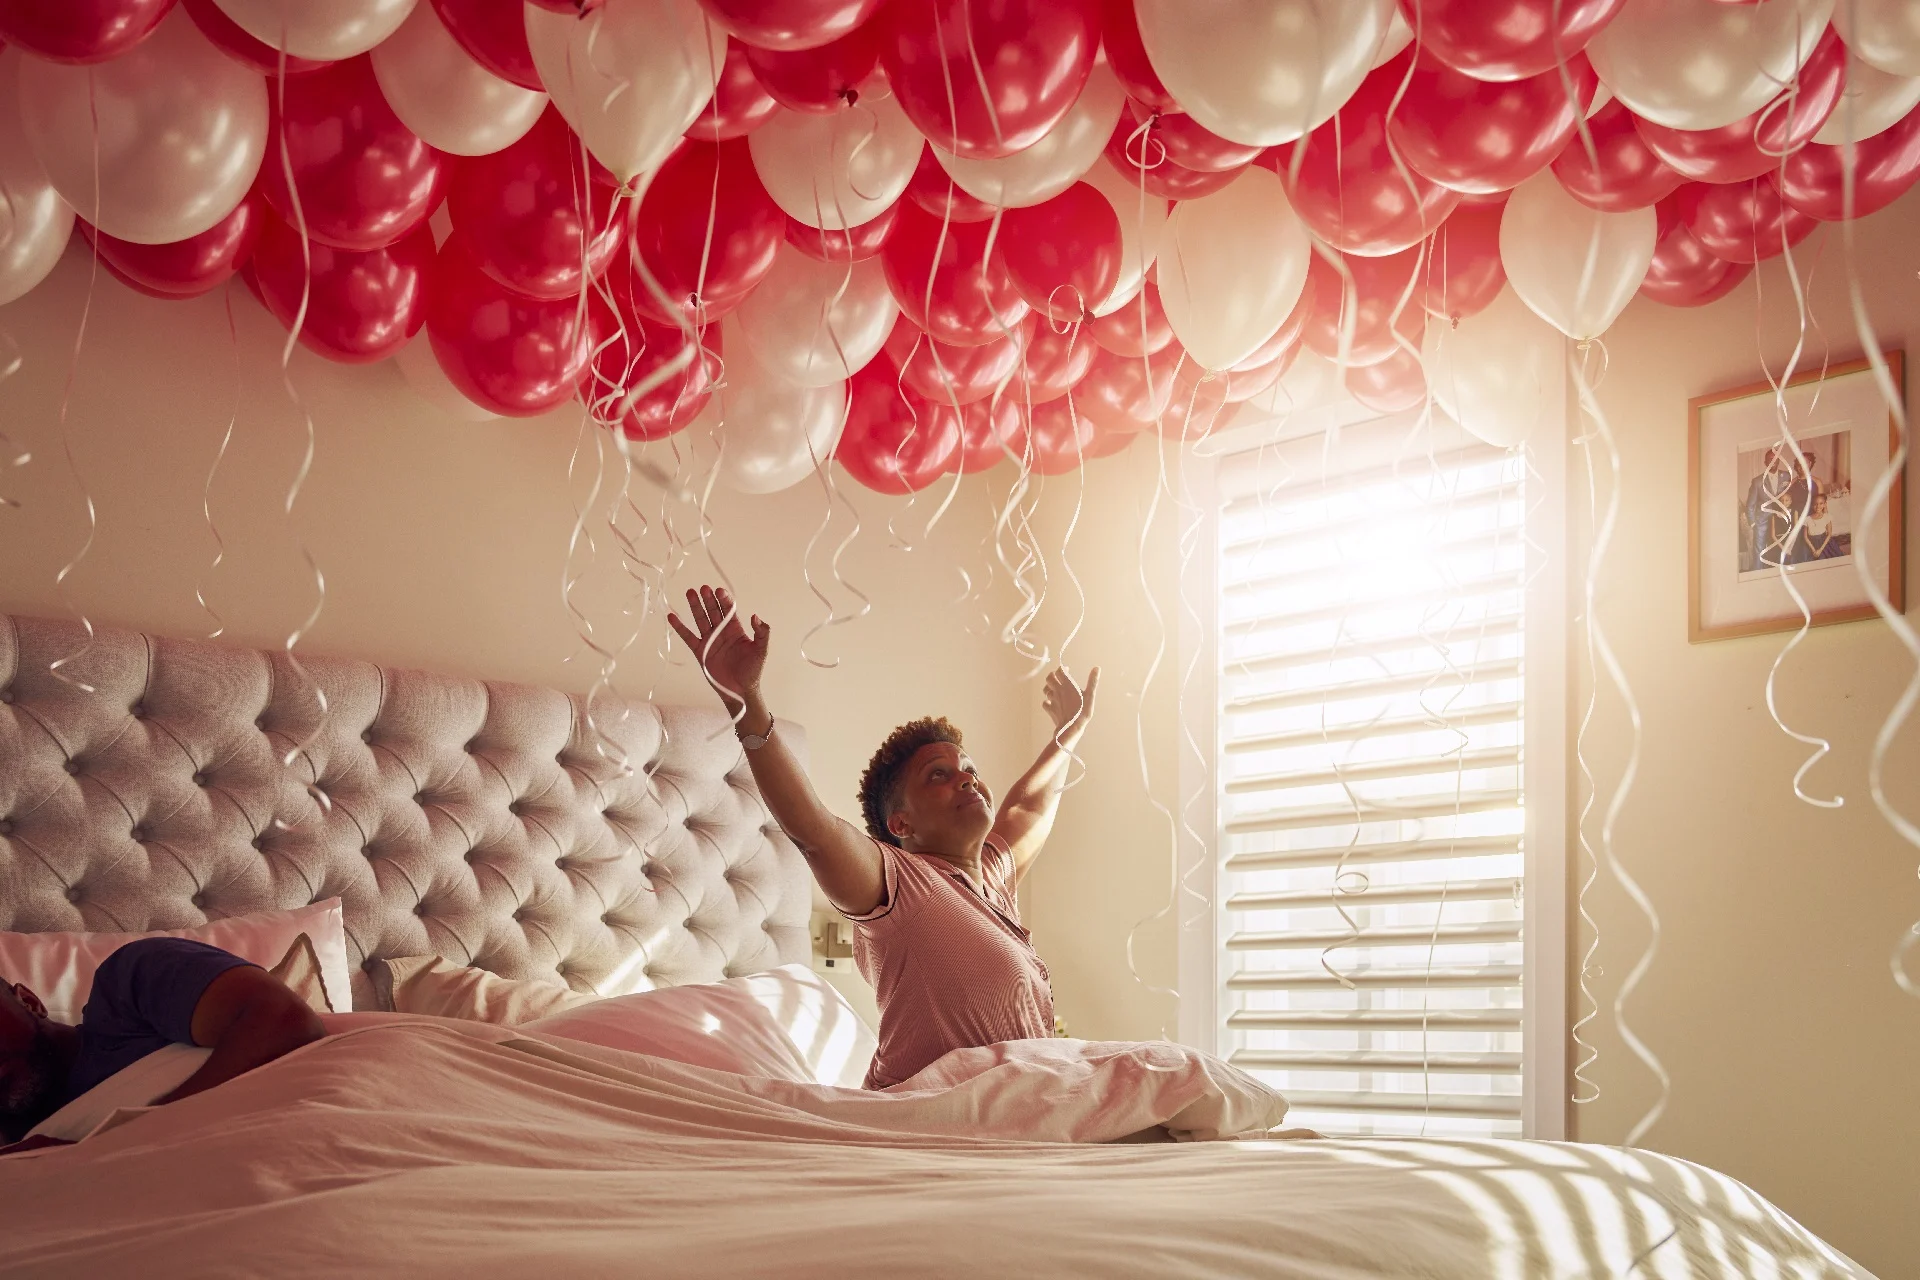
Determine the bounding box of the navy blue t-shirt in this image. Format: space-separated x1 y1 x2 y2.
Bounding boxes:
63 938 254 1102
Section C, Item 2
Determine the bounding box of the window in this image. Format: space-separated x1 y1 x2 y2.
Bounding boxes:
1187 413 1566 1140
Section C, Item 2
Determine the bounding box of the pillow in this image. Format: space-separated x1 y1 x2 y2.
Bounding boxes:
267 933 334 1015
369 954 598 1025
524 963 877 1088
0 899 351 1022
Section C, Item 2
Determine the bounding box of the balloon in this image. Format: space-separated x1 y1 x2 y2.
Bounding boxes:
749 90 921 229
696 0 884 52
1077 341 1184 432
932 62 1125 209
1006 318 1097 404
1157 167 1311 370
1134 0 1395 147
1278 57 1462 256
907 146 999 223
1394 0 1626 82
626 137 783 326
369 2 545 158
1833 0 1920 77
210 0 416 60
0 54 74 308
737 242 897 386
1549 96 1686 211
1300 246 1425 365
84 190 261 299
746 21 880 113
1424 285 1559 447
1389 52 1600 194
945 390 1022 473
1499 169 1655 339
587 302 719 440
1088 278 1173 358
183 0 330 73
526 0 724 182
880 0 1099 160
1776 106 1920 220
1009 397 1096 475
20 11 265 248
1424 201 1506 324
430 0 541 90
250 208 432 362
426 231 596 414
1101 117 1245 201
1231 270 1313 372
1223 343 1299 402
714 326 850 494
1079 157 1169 315
394 331 497 418
260 57 446 252
0 0 174 64
1639 195 1751 306
1122 101 1264 174
1633 26 1845 183
785 206 896 262
997 183 1122 323
883 314 1022 405
1100 0 1175 113
1587 0 1835 132
1154 356 1230 441
1814 55 1920 143
880 200 1029 346
1345 345 1426 414
1677 178 1816 263
837 359 960 492
687 38 780 141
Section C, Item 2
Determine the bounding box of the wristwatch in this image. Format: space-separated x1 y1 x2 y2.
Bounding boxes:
739 719 775 751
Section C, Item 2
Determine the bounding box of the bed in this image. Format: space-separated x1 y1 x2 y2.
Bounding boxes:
0 614 1872 1278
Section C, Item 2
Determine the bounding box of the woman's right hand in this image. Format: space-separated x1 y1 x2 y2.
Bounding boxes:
667 585 769 710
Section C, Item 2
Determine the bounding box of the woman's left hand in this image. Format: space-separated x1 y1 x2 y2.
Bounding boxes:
1042 665 1099 734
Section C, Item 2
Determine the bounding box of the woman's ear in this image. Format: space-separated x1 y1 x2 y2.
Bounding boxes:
11 983 48 1020
887 812 910 841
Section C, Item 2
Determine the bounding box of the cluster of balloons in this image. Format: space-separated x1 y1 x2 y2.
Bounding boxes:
0 0 1915 489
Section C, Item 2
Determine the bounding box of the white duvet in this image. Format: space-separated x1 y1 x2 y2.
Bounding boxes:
0 1016 1870 1279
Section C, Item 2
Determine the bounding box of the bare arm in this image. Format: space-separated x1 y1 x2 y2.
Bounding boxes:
155 965 324 1105
668 586 885 917
994 665 1099 883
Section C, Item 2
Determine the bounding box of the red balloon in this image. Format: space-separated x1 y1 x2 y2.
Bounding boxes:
881 199 1029 346
250 209 431 363
784 206 897 261
0 0 174 63
687 38 781 142
261 57 446 252
1100 0 1175 112
1124 101 1263 173
1301 247 1427 365
1390 51 1598 194
1679 179 1816 264
1229 273 1313 372
1345 345 1426 414
1155 356 1230 442
1423 201 1506 323
1774 106 1920 222
906 146 999 222
449 107 626 301
586 299 720 440
626 137 784 326
1394 0 1626 82
943 387 1023 473
1223 342 1299 403
1634 27 1846 184
426 232 596 416
1103 119 1245 200
1077 341 1183 433
184 0 328 73
1087 278 1172 359
884 314 1023 405
880 0 1100 160
1550 97 1685 212
1082 405 1140 459
747 19 881 113
1279 57 1461 256
1640 196 1751 307
81 189 262 299
838 360 963 492
430 0 541 90
528 0 605 10
1009 397 1097 474
696 0 885 52
997 183 1122 323
1006 317 1097 404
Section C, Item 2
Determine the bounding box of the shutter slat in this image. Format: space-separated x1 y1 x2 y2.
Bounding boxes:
1223 620 1524 679
1230 1050 1523 1073
1223 790 1521 836
1224 526 1525 598
1224 746 1521 795
1222 658 1522 713
1273 1089 1524 1119
1228 1009 1522 1031
1226 877 1519 910
1222 571 1522 635
1224 835 1520 873
1226 964 1525 991
1223 703 1524 754
1226 921 1522 951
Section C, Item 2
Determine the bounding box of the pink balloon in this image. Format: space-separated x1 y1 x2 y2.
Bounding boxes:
430 0 542 90
746 19 881 113
1087 279 1173 358
182 0 328 73
697 0 885 52
1423 200 1506 323
906 146 999 222
1300 247 1426 365
1009 396 1096 475
81 189 262 299
1394 0 1626 82
996 183 1123 323
687 38 781 142
884 314 1023 405
1678 179 1816 264
880 199 1029 347
1773 106 1920 222
1550 97 1685 212
1103 117 1244 201
1640 195 1751 307
785 205 897 262
1099 0 1175 112
1634 26 1846 184
945 390 1023 473
1006 317 1097 404
426 231 597 416
1122 100 1262 173
838 358 962 492
1345 345 1426 414
626 137 785 326
250 208 431 363
0 0 175 63
586 298 720 440
1389 51 1599 194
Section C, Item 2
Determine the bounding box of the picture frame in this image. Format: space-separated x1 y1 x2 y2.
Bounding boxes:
1688 352 1907 643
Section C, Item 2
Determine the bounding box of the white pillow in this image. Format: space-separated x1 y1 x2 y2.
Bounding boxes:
525 963 877 1088
0 899 352 1022
23 1043 211 1145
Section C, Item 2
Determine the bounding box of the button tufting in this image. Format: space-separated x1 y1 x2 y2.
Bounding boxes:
0 819 12 836
255 716 268 732
463 849 478 864
362 845 376 859
682 918 694 929
360 729 373 744
414 792 428 806
512 907 528 922
130 702 146 719
65 886 82 904
414 902 428 916
464 739 479 753
63 759 80 776
508 801 524 816
251 836 266 852
0 688 12 704
130 826 148 843
192 771 209 787
600 914 612 925
190 892 207 909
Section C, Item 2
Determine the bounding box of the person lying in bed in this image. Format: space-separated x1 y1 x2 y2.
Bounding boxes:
671 585 1096 1090
0 938 325 1153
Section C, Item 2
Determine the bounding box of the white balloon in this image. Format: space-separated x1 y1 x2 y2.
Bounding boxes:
1499 170 1655 341
1814 55 1920 143
1835 0 1920 77
1424 286 1562 449
212 0 418 61
0 54 72 309
737 245 897 388
526 0 724 183
932 62 1124 210
1372 6 1414 68
1133 0 1395 147
715 322 849 494
1588 0 1834 131
1156 167 1310 371
1080 157 1169 317
395 334 498 421
19 10 266 246
749 87 922 230
370 2 546 157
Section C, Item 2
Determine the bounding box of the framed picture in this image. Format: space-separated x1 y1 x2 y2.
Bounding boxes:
1689 352 1907 642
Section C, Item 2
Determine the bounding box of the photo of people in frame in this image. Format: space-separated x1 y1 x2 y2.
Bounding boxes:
1734 427 1852 580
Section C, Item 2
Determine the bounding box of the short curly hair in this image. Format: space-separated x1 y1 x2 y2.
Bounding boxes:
858 716 964 846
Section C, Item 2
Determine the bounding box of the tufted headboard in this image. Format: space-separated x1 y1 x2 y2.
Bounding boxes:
0 614 813 1011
